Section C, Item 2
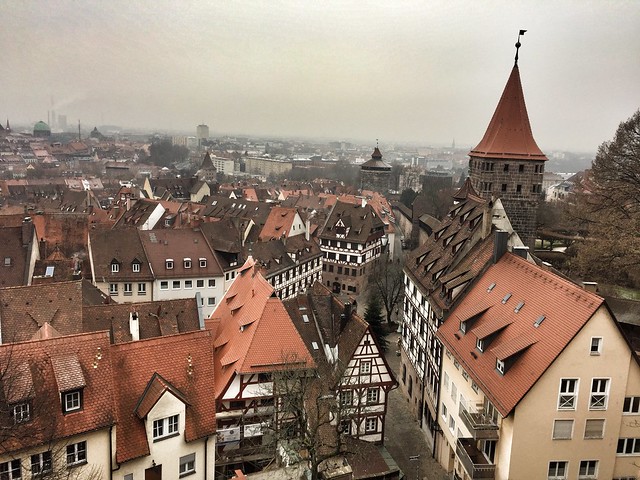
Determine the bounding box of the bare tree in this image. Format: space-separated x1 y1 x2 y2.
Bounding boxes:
368 258 405 325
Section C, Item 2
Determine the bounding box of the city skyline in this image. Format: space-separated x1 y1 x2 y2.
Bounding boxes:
1 1 639 152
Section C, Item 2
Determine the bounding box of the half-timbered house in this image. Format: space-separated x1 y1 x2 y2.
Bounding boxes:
206 257 315 478
284 283 397 444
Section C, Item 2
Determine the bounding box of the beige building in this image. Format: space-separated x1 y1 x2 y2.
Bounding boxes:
245 157 293 177
435 251 640 480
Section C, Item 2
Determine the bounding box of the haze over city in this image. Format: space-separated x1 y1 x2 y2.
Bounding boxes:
2 0 639 152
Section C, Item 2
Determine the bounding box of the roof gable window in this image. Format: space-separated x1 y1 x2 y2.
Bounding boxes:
110 259 120 273
199 258 207 268
132 260 141 273
184 258 192 269
166 259 174 270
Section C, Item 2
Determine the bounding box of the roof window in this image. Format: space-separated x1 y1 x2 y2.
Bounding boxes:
514 301 525 313
166 259 174 270
534 315 546 327
487 282 496 292
501 293 512 304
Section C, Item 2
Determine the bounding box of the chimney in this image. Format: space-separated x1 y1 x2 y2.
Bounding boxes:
513 246 529 259
305 218 310 241
22 217 33 247
582 281 598 293
129 311 140 341
493 230 509 264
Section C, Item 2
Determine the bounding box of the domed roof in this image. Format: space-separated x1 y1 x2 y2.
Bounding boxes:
33 121 51 132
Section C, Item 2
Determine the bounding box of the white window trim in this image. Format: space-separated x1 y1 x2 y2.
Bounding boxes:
558 378 579 411
552 419 573 440
166 259 174 270
64 390 82 413
590 337 603 355
111 262 120 273
153 414 179 441
160 281 169 290
66 441 87 466
132 262 141 273
589 378 610 411
199 258 207 268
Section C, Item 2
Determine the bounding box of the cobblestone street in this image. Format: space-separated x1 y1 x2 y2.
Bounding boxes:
384 332 448 480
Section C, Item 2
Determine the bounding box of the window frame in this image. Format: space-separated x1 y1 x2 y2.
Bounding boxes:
111 262 120 273
152 414 180 441
63 389 83 413
558 378 579 410
166 259 174 270
66 441 87 467
138 283 147 295
360 361 371 375
199 258 207 268
132 262 141 273
179 453 196 477
172 280 181 290
584 419 605 439
617 438 640 455
340 390 353 406
590 337 603 355
109 283 118 295
123 282 133 295
183 258 192 269
31 451 52 476
548 460 568 480
196 279 205 288
578 460 598 479
160 280 169 290
589 378 610 410
623 396 640 414
365 417 378 433
208 279 216 288
11 401 30 424
367 387 380 404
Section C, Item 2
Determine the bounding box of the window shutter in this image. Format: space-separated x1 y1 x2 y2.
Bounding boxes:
552 419 573 439
584 419 604 438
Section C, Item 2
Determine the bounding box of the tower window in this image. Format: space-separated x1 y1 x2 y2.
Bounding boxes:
519 164 524 173
503 164 509 172
516 184 522 193
501 184 507 192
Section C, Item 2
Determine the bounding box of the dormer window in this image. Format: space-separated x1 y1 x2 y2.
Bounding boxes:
184 258 192 269
459 321 467 334
199 258 207 268
11 402 31 424
496 359 505 375
63 389 83 414
476 338 484 352
153 414 179 441
3 257 11 266
111 261 120 273
132 261 141 273
166 259 174 270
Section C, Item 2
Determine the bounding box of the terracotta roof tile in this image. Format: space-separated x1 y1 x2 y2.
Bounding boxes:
110 331 216 463
51 355 86 392
437 253 603 417
470 66 547 161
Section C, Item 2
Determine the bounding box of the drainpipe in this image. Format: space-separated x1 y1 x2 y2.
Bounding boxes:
204 436 209 480
432 339 443 461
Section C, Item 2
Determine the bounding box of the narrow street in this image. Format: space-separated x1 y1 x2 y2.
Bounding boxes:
384 332 448 480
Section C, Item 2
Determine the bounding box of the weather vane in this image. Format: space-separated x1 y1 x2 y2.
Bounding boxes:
515 29 527 66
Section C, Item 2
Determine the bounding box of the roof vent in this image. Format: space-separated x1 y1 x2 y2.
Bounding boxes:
534 315 545 327
501 293 512 304
487 282 496 292
514 301 525 313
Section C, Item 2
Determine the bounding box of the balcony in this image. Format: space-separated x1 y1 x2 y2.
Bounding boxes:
459 403 499 440
456 438 495 479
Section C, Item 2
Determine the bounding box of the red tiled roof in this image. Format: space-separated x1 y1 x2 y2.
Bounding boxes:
470 66 548 161
259 207 299 241
208 258 314 398
110 331 217 463
437 253 603 417
0 331 115 452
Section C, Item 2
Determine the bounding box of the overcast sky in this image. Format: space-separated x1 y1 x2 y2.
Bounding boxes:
1 1 639 152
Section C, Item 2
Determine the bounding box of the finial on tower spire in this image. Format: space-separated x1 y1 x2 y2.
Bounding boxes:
515 29 527 66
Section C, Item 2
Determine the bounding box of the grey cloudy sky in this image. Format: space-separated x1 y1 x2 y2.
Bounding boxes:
1 0 639 152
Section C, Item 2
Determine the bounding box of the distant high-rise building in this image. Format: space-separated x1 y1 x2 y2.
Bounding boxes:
196 124 209 147
468 48 546 248
58 114 67 130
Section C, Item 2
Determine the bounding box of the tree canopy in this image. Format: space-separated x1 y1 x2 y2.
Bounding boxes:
147 138 190 167
567 109 640 287
364 293 388 351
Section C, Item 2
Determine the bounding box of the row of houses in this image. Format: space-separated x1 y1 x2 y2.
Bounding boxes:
0 258 398 480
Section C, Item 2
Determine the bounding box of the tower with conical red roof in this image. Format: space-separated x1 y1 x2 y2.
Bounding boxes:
468 34 546 247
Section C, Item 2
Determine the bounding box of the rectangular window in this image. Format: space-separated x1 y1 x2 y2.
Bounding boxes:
111 263 120 273
501 183 507 192
11 402 30 423
124 283 133 295
132 262 141 273
183 258 192 269
172 280 181 289
166 259 174 269
197 279 204 288
476 338 484 352
0 459 21 480
360 361 371 374
367 388 379 404
590 378 609 410
443 372 450 391
617 438 640 455
365 417 377 432
138 283 146 294
441 402 448 420
66 441 87 466
590 337 602 355
160 281 169 290
624 396 640 414
516 184 522 193
207 297 216 306
449 415 456 433
340 390 353 406
552 419 573 439
153 414 179 440
31 451 52 476
548 461 567 480
496 358 505 375
578 460 598 479
584 419 605 439
63 390 82 413
208 279 216 287
179 453 196 477
109 283 118 295
199 258 207 268
184 280 193 289
340 419 351 435
558 378 578 410
451 382 457 402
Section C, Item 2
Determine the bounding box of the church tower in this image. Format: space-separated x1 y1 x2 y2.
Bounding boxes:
468 33 546 248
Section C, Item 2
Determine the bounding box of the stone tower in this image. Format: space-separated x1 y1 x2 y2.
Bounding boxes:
360 147 391 193
468 55 547 248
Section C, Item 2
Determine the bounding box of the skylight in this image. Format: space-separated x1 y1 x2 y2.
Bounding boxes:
302 314 309 323
534 315 545 327
514 301 525 313
487 282 496 292
312 341 319 350
501 293 512 304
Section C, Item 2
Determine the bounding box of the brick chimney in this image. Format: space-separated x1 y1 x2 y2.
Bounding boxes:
493 230 509 264
22 217 33 247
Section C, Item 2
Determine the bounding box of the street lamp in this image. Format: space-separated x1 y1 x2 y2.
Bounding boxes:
409 454 420 480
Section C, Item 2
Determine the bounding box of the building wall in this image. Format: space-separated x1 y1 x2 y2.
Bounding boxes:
469 157 544 248
320 237 382 295
245 157 293 177
152 274 225 318
508 306 633 479
361 169 390 193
